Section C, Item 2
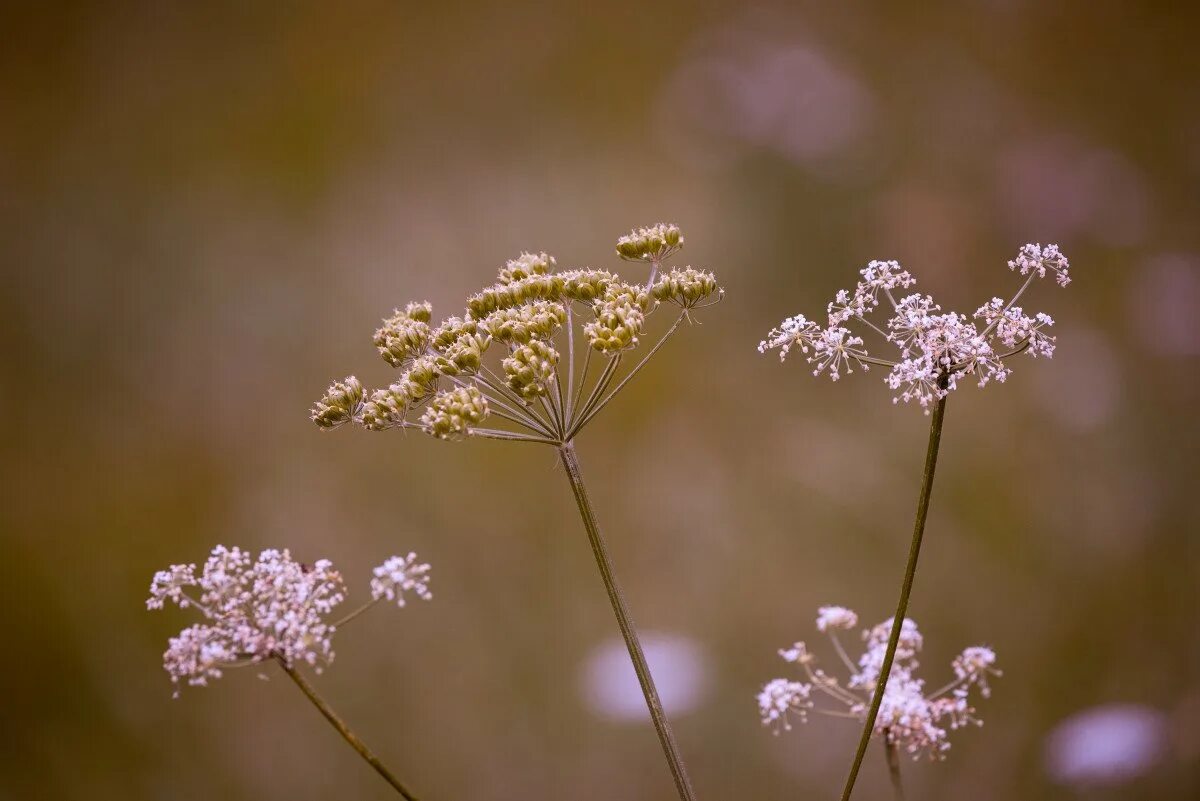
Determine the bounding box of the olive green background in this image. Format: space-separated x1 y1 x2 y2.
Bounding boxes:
2 2 1197 800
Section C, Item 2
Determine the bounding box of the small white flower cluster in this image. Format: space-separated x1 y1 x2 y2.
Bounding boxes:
148 546 432 695
370 553 433 607
758 606 1001 760
759 245 1070 411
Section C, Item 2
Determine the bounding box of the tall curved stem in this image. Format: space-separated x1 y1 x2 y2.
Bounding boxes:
838 392 948 801
557 442 698 801
279 658 422 800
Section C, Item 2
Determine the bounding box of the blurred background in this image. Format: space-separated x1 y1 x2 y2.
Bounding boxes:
2 2 1198 799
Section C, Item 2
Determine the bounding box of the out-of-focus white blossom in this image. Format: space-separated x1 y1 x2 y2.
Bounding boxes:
758 606 999 759
148 546 431 695
760 245 1070 411
1044 704 1168 786
816 606 859 632
758 678 814 732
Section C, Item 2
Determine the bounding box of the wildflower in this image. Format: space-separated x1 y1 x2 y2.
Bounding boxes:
374 304 433 367
420 385 489 439
652 267 722 309
503 340 559 399
370 553 433 607
311 223 720 446
147 546 431 695
498 251 555 285
616 222 684 263
760 245 1070 411
312 225 723 801
758 678 814 731
757 606 999 760
311 377 364 429
816 606 858 632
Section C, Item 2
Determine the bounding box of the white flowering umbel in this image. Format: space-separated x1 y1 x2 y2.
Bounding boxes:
312 224 723 446
147 546 432 696
759 245 1070 411
758 606 1000 760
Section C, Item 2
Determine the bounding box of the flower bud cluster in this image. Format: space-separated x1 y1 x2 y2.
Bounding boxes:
481 300 566 344
560 268 616 302
374 302 433 367
653 267 722 309
311 376 364 429
503 340 559 399
313 223 721 442
497 251 555 285
467 274 565 318
585 284 647 353
420 385 489 439
616 223 683 263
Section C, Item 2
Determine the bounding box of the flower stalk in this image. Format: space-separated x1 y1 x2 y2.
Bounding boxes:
883 739 906 801
279 657 421 801
558 442 697 801
839 390 947 801
310 224 722 800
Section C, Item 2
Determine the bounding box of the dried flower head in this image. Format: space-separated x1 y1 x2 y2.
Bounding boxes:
312 225 722 445
148 546 432 695
759 245 1070 411
616 222 684 263
758 606 1000 759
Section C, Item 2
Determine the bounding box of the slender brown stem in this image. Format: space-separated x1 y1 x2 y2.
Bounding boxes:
883 738 906 801
557 442 698 801
838 389 948 801
278 658 421 800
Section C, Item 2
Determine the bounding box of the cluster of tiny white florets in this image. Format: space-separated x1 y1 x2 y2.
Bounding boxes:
370 553 433 607
148 546 431 695
312 225 721 443
758 606 1001 760
759 245 1070 412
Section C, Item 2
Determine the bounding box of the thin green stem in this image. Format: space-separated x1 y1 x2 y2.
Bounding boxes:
557 443 697 801
838 389 948 801
278 658 421 800
884 738 906 801
330 598 380 629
